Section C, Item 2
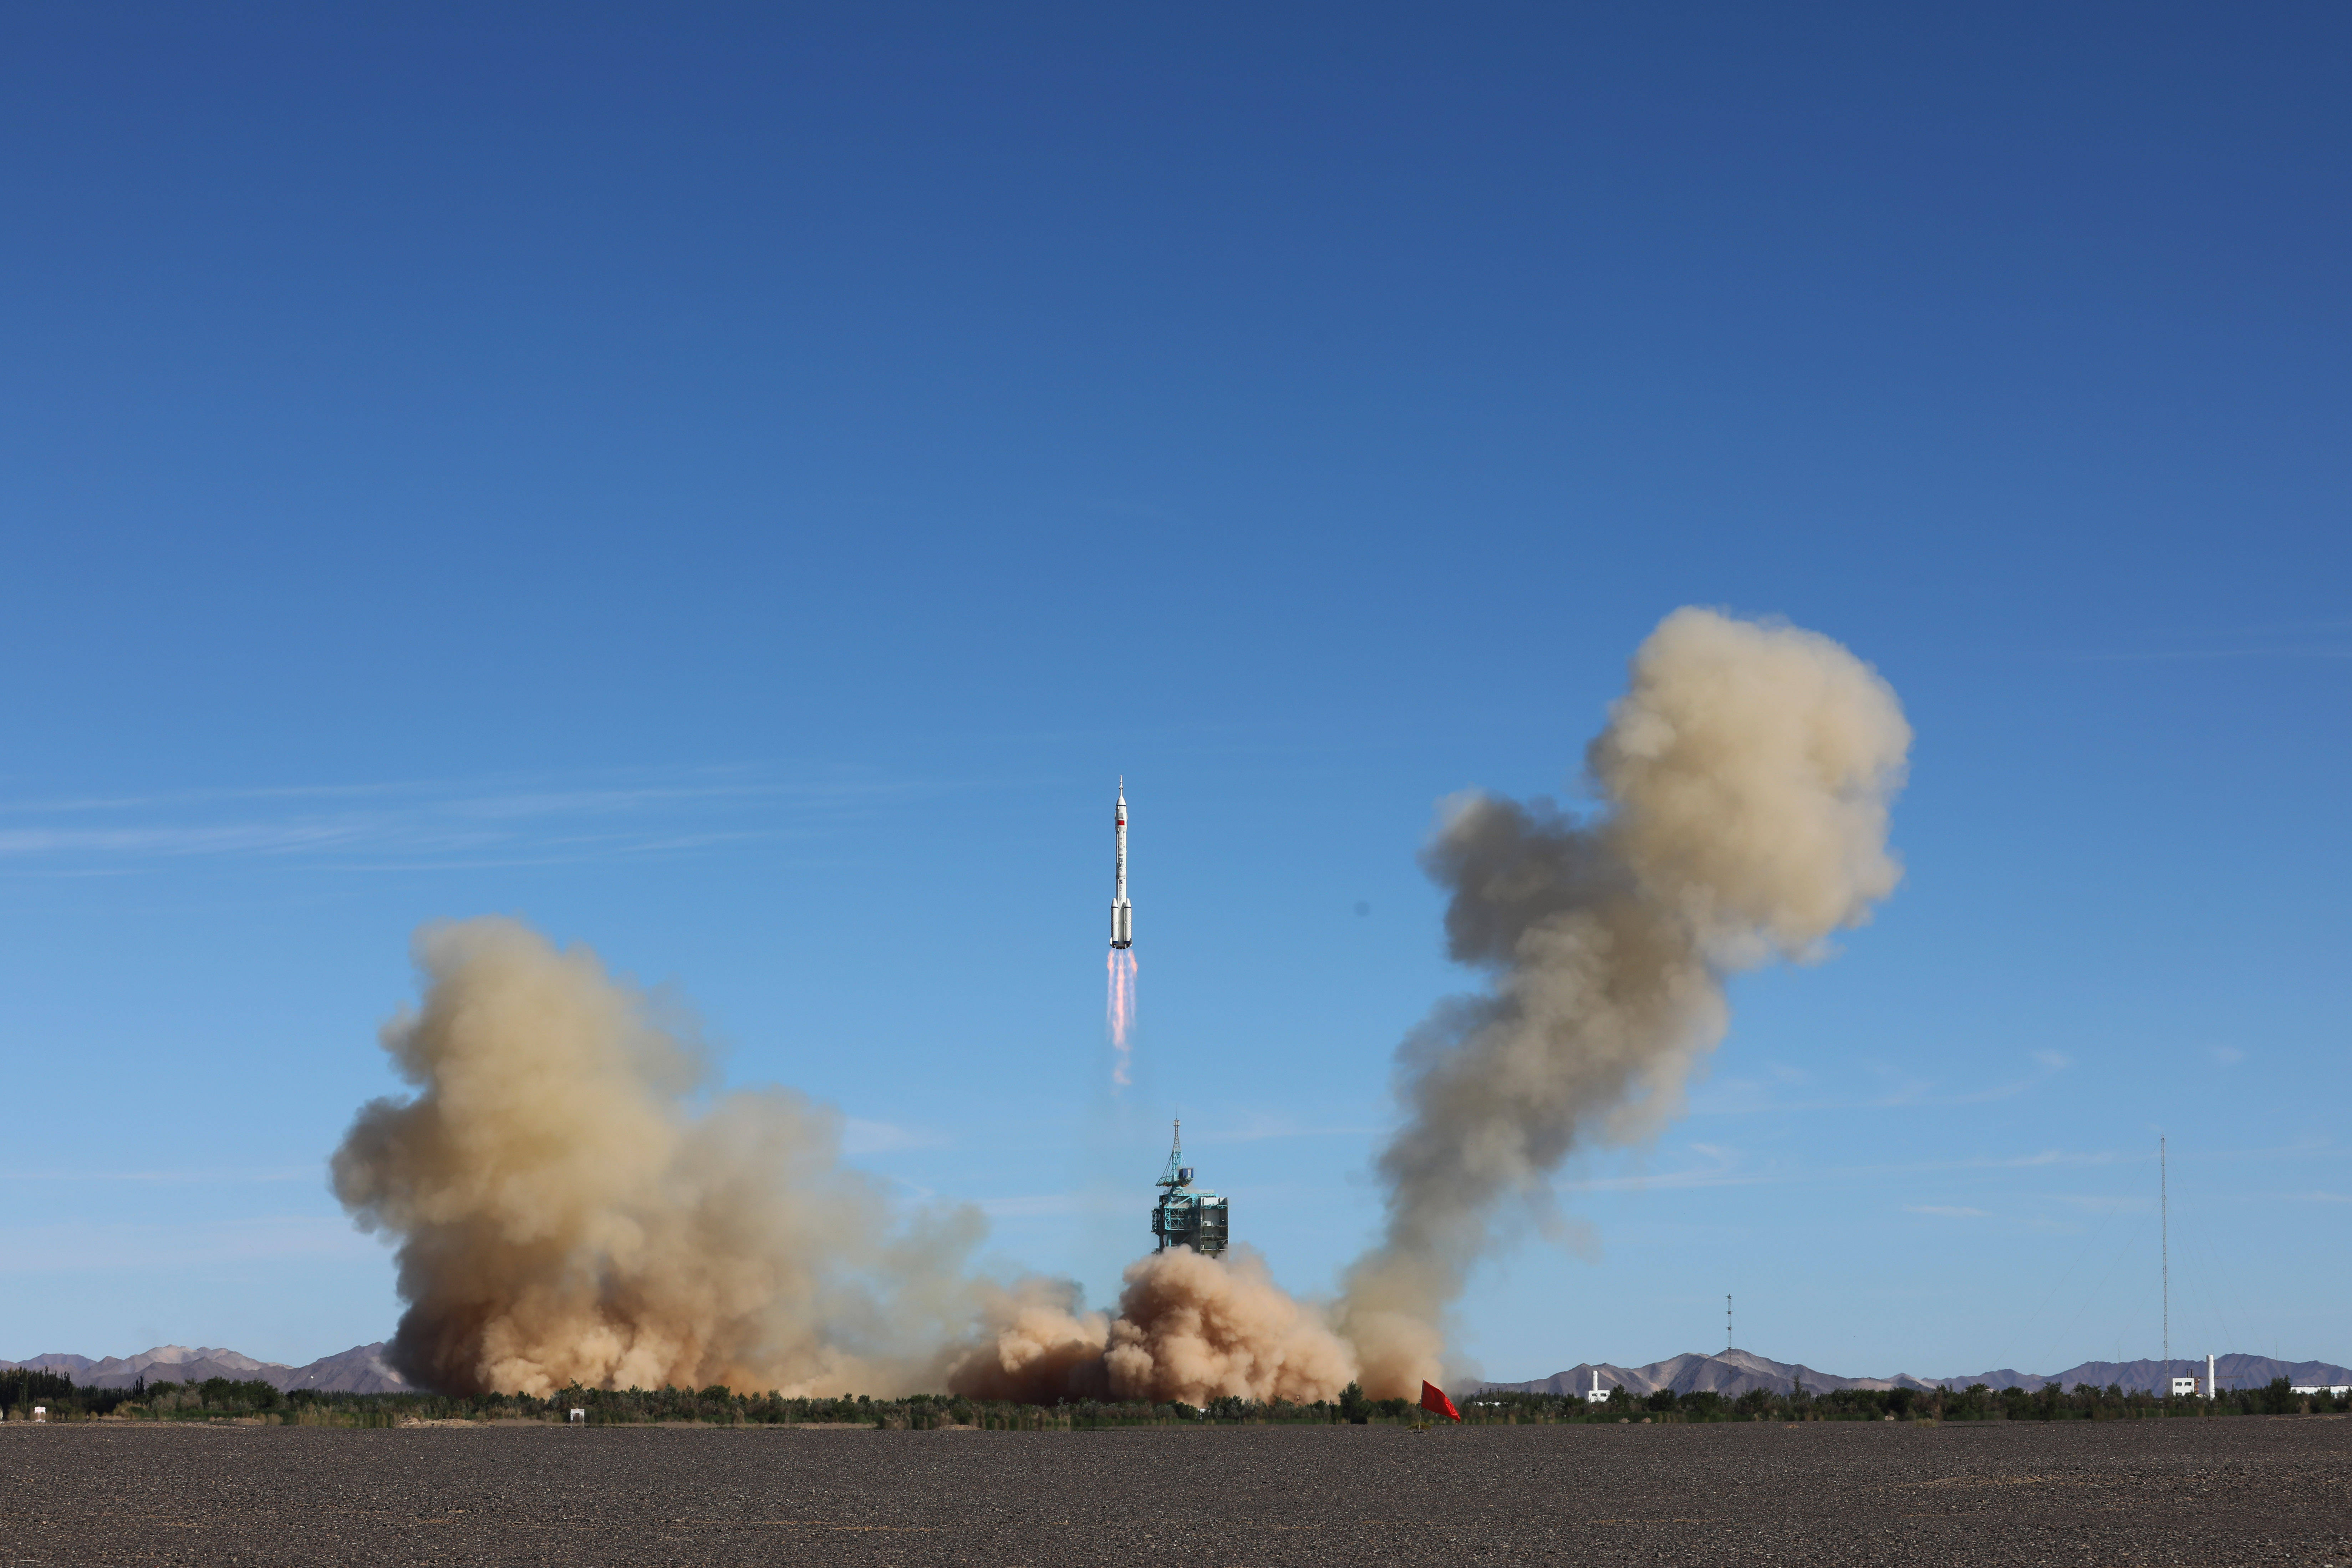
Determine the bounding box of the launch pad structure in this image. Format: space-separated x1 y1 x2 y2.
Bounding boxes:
1150 1120 1228 1258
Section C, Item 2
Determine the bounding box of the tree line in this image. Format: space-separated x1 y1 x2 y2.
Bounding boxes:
1475 1376 2343 1422
4 1371 2338 1427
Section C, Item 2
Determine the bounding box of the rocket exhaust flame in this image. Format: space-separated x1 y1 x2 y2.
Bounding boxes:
1107 777 1136 1086
1107 946 1137 1086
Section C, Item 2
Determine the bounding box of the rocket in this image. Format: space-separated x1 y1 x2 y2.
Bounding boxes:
1110 777 1133 949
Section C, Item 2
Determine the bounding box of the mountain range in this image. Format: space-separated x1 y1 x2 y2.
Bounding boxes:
1481 1348 2352 1399
1 1343 409 1394
14 1342 2346 1401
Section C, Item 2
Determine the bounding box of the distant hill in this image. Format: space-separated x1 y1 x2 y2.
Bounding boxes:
0 1343 410 1395
1942 1355 2352 1394
280 1344 411 1394
1483 1348 1940 1400
1483 1349 2352 1399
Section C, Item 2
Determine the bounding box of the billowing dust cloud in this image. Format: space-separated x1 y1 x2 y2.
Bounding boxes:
945 1248 1357 1405
331 918 980 1398
335 607 1904 1405
1335 607 1910 1393
331 916 1357 1405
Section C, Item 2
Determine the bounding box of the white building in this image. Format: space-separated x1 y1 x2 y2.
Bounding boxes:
1583 1369 1611 1404
2169 1376 2198 1397
2289 1384 2350 1397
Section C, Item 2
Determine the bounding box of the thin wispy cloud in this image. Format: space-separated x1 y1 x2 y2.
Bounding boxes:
2071 646 2352 663
0 1215 376 1272
974 1191 1127 1220
2045 1192 2151 1215
1563 1142 1763 1195
1693 1049 2070 1118
1197 1111 1380 1144
1552 1136 2351 1213
840 1117 948 1156
0 1166 313 1185
0 766 942 874
0 823 380 856
1991 1149 2109 1169
2057 618 2352 664
1555 1144 2138 1207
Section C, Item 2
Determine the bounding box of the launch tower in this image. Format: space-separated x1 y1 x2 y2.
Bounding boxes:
1150 1120 1228 1258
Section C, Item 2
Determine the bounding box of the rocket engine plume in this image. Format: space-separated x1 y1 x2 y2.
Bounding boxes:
1108 778 1136 1086
330 917 979 1399
1107 947 1137 1086
1335 607 1911 1395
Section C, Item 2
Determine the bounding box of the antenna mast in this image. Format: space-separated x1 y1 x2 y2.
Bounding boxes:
2161 1135 2170 1393
1726 1294 1733 1353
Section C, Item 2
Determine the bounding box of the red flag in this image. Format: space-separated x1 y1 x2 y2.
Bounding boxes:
1419 1381 1462 1422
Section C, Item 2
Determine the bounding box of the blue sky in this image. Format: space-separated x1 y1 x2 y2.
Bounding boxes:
2 2 2346 1382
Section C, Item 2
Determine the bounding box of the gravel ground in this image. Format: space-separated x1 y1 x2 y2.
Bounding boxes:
5 1415 2348 1566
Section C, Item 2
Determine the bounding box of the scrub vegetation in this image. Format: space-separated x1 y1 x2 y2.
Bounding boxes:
6 1370 2344 1428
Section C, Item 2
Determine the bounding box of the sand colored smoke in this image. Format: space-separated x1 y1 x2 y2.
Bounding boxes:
946 1247 1357 1406
1338 607 1910 1394
330 918 1355 1406
331 918 976 1398
332 607 1905 1406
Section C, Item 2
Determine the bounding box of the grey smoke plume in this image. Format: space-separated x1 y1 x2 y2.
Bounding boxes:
1337 607 1911 1395
331 917 977 1398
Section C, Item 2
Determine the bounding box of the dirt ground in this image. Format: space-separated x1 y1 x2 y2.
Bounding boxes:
5 1414 2347 1565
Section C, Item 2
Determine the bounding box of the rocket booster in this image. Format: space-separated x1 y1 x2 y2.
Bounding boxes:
1111 778 1133 949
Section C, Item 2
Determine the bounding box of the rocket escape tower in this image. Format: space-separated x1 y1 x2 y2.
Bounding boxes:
1150 1120 1229 1258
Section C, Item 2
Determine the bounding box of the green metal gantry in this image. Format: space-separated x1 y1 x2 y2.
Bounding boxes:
1150 1119 1229 1258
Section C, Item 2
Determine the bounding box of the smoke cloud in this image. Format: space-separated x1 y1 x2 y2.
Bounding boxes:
331 918 977 1398
331 917 1353 1407
1337 607 1910 1394
332 607 1903 1407
945 1247 1356 1406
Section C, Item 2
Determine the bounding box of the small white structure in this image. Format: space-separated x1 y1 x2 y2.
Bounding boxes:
2289 1385 2351 1397
1583 1370 1610 1404
31 1407 46 1423
2170 1376 2198 1397
568 1407 587 1424
2208 1353 2217 1398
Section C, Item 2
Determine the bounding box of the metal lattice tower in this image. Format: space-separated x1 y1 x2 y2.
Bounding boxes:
1150 1119 1228 1258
